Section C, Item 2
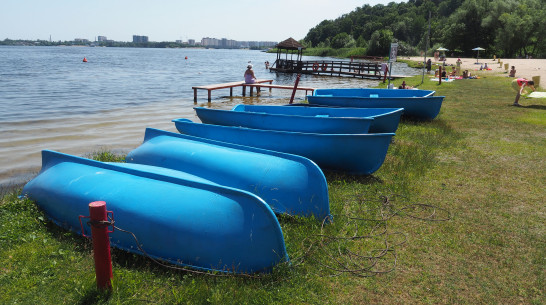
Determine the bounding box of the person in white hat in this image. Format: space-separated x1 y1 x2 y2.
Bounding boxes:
244 64 257 84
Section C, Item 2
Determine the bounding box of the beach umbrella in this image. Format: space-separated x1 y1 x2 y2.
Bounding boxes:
472 47 485 63
436 47 449 61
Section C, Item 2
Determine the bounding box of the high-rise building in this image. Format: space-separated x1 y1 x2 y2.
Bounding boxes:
133 35 149 43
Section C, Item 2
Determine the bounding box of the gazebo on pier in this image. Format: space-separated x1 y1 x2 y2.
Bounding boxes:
269 37 394 80
269 37 305 73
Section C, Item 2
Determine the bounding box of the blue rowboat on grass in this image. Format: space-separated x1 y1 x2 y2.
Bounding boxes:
314 88 436 97
172 119 395 175
232 104 404 133
126 128 330 219
21 150 288 274
307 88 444 120
194 106 373 134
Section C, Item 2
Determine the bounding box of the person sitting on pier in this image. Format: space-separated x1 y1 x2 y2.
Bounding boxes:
244 64 257 84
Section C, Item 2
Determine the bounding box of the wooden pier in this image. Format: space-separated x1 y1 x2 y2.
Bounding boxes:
192 79 315 102
270 59 409 80
268 38 408 80
270 59 381 79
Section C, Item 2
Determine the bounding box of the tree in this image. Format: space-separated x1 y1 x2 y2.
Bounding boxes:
367 29 394 56
330 33 353 49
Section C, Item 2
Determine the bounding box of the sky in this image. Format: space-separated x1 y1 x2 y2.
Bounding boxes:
1 0 406 43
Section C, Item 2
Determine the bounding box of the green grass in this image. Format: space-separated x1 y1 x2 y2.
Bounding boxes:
1 74 545 304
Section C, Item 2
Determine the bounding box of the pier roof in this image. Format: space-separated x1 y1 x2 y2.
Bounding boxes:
276 37 304 50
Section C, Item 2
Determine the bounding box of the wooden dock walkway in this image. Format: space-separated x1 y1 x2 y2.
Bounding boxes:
192 79 315 102
269 59 409 80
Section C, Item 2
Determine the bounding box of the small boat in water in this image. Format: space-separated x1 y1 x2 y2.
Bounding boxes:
307 88 444 120
126 128 330 219
233 104 404 133
195 106 373 134
172 119 395 175
21 150 288 273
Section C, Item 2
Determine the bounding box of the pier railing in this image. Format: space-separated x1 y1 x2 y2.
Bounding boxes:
270 59 383 79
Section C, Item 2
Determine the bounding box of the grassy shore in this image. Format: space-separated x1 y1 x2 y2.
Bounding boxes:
1 73 545 304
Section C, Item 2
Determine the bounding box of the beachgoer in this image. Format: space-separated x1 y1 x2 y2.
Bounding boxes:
244 64 257 84
426 59 432 73
509 66 516 77
484 63 489 70
511 78 535 106
265 61 270 69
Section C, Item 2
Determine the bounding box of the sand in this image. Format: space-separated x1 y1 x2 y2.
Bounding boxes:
407 56 546 87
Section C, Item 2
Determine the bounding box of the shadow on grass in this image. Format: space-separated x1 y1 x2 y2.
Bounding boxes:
77 288 112 305
521 104 546 110
324 171 384 185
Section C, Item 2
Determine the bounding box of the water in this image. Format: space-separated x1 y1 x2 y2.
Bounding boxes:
0 46 419 188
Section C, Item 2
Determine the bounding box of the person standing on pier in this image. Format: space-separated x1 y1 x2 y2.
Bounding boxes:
244 64 257 84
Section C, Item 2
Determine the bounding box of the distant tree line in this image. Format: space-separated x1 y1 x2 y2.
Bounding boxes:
303 0 545 58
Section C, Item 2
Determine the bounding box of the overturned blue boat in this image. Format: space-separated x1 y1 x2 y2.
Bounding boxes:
233 104 403 133
195 106 373 134
21 150 288 274
173 119 395 175
127 128 330 219
307 88 444 120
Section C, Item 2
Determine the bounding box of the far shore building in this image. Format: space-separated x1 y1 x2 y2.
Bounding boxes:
132 35 149 43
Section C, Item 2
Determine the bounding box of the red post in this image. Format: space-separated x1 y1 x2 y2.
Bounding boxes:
88 201 113 290
289 73 301 104
439 66 442 85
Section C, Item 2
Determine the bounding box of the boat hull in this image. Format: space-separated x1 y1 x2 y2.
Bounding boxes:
21 150 288 273
309 88 443 120
126 128 330 219
195 106 373 134
313 88 436 97
234 104 403 133
172 119 394 175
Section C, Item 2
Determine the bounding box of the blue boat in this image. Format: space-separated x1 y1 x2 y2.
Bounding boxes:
172 119 395 175
21 150 288 274
308 88 444 120
314 88 436 97
195 106 373 134
233 104 404 133
126 128 330 219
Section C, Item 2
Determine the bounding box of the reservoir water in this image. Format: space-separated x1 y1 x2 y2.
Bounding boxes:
0 46 419 188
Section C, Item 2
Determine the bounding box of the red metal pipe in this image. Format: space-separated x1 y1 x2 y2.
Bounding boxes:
289 73 301 104
439 66 442 85
88 201 113 290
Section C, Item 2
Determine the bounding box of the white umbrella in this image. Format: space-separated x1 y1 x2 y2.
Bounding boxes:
472 47 485 63
436 47 449 61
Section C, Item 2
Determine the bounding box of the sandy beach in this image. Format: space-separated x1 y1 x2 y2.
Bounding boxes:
407 56 546 87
